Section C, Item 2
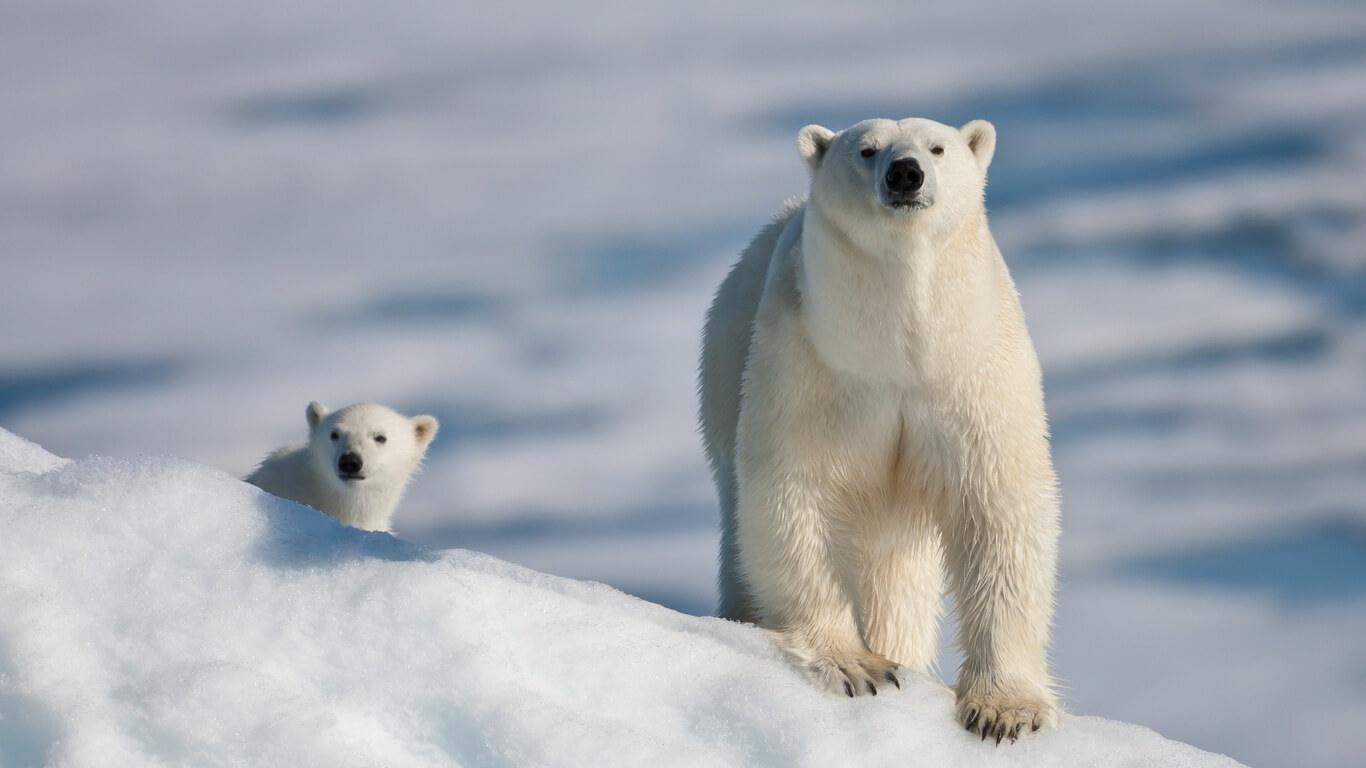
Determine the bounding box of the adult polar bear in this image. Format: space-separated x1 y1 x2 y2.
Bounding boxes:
699 117 1060 741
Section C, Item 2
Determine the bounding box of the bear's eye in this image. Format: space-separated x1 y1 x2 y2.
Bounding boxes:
374 434 387 445
930 146 944 156
329 431 340 441
859 147 877 159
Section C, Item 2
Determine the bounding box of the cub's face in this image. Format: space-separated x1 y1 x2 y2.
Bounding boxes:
305 402 438 490
797 117 996 228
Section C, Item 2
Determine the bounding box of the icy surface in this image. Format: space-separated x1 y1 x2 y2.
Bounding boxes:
2 1 1365 766
0 433 1242 767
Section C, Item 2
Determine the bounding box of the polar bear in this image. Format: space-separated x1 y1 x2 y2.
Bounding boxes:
699 117 1060 741
246 401 439 532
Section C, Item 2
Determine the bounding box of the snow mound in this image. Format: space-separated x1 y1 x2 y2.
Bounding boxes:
0 428 1242 767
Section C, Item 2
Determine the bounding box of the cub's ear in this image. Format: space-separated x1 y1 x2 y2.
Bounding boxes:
412 415 439 448
306 401 330 430
960 120 996 170
797 124 836 176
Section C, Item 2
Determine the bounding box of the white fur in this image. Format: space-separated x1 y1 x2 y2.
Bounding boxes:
699 117 1060 740
246 402 439 533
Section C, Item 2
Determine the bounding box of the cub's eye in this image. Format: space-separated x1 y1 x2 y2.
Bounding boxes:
860 147 877 158
329 431 340 441
930 146 944 156
374 434 387 444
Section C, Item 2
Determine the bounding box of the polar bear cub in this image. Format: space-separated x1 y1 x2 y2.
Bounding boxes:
246 401 439 532
699 117 1060 741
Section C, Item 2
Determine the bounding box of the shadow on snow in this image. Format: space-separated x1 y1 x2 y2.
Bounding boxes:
1116 519 1366 606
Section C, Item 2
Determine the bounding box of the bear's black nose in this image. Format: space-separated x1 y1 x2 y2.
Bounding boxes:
338 452 363 476
885 158 924 194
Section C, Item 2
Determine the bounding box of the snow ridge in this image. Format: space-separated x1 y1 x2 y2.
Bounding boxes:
0 429 1242 767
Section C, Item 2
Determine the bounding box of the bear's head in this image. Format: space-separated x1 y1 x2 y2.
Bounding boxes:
305 401 439 492
797 117 995 233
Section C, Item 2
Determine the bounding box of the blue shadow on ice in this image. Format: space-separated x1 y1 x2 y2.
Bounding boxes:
227 85 377 129
0 359 180 420
567 221 758 293
251 495 437 569
312 289 509 329
1045 327 1330 395
1117 520 1366 606
1032 215 1366 320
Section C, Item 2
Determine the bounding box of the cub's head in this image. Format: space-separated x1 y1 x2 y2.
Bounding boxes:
797 117 995 228
305 401 439 490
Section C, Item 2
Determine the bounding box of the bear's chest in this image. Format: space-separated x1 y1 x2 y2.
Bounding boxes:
796 247 995 388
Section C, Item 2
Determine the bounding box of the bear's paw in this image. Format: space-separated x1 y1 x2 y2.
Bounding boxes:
808 651 903 698
956 688 1057 744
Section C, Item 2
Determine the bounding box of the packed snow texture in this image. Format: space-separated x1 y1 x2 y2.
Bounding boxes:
2 1 1365 767
0 429 1243 767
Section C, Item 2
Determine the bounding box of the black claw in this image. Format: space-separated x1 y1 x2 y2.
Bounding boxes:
994 721 1007 745
1032 719 1042 733
980 719 993 741
885 670 901 689
865 680 878 696
963 707 980 732
1010 722 1025 742
843 680 854 698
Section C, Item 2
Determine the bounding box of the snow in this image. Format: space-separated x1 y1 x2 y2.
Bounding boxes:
2 1 1365 766
0 429 1242 767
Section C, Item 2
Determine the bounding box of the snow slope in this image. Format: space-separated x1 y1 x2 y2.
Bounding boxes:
0 429 1242 768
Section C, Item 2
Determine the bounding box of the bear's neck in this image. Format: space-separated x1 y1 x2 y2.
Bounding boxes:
797 202 999 383
314 475 407 532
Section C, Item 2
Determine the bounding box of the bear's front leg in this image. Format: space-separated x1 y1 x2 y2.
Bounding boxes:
733 462 902 698
941 445 1061 741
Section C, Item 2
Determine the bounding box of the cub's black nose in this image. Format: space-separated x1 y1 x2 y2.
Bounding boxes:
338 452 363 475
885 158 924 194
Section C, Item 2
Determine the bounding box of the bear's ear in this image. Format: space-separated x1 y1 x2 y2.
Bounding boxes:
960 120 996 171
412 415 439 448
306 401 330 430
797 125 836 176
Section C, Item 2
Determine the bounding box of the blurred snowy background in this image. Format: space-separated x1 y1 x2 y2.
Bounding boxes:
2 1 1363 766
